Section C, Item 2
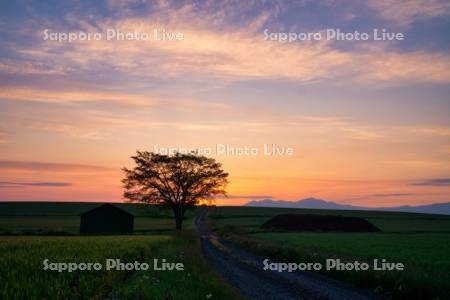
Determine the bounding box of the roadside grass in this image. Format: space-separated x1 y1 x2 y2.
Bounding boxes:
111 231 242 300
209 206 450 299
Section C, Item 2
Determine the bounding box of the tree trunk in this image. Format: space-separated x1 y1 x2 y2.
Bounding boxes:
175 214 183 230
173 206 183 231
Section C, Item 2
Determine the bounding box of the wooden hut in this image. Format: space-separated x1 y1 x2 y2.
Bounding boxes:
80 203 134 234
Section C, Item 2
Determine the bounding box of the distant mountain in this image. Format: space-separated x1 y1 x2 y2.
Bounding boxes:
381 203 450 215
245 198 359 210
245 198 450 215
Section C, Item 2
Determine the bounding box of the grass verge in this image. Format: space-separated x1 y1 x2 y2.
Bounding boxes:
110 231 242 299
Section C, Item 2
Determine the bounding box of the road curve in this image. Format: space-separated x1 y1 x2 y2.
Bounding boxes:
194 207 382 300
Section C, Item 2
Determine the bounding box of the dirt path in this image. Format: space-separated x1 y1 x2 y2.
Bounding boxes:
194 208 382 300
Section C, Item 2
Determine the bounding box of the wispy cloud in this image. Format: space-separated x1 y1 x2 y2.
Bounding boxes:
0 160 112 172
368 0 450 27
0 87 162 106
386 160 444 167
412 178 450 186
214 194 273 199
295 116 385 140
0 181 72 188
3 1 449 86
411 127 450 137
0 130 8 144
0 59 68 75
371 193 415 197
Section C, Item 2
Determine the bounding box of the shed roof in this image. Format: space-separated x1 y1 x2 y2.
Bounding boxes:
80 203 134 216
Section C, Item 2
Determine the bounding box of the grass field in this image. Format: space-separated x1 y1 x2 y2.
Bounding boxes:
0 232 239 299
0 235 169 299
209 206 450 299
209 206 450 233
0 216 179 234
0 202 240 299
0 202 183 234
0 202 172 217
2 203 449 299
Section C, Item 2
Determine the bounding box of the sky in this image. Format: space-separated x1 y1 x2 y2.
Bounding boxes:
0 0 449 206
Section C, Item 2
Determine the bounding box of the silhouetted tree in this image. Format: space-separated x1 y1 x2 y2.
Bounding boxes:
122 151 228 230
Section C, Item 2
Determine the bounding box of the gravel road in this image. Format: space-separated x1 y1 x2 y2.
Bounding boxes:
194 208 382 300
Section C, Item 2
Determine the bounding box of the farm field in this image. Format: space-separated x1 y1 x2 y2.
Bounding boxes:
0 202 171 217
0 202 186 234
0 202 238 299
0 235 169 299
209 206 450 233
0 216 179 234
0 232 239 299
209 206 450 299
2 203 449 299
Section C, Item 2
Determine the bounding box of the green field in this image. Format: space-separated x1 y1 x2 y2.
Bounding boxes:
209 206 450 299
1 235 169 299
209 206 450 233
0 202 172 217
0 202 240 299
2 203 449 299
0 202 182 234
0 232 239 299
0 216 179 234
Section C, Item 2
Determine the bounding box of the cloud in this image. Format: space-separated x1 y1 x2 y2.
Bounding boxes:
0 181 72 188
368 0 450 27
355 49 450 82
412 178 450 186
0 160 112 172
411 127 450 137
0 87 162 106
1 94 390 140
0 59 68 75
0 130 8 144
294 116 385 140
386 160 443 167
23 111 384 139
0 91 236 140
24 114 269 138
371 193 415 197
4 1 449 86
214 194 274 199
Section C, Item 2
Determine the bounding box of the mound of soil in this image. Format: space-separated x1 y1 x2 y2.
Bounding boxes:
261 214 381 232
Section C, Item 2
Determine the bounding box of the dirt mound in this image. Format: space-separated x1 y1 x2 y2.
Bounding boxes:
261 214 381 232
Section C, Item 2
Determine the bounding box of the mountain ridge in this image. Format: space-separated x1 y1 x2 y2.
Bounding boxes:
245 198 450 215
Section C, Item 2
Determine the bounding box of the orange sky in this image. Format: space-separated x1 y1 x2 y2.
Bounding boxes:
0 0 449 207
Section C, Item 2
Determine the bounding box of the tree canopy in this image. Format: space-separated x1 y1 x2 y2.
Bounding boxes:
123 151 228 229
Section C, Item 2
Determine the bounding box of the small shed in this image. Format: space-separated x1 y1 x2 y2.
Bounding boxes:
80 203 134 234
